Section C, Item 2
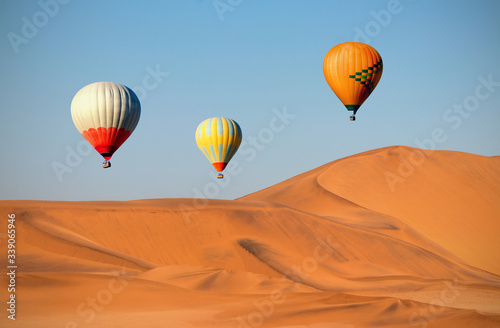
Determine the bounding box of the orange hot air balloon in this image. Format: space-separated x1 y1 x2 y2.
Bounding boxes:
323 42 383 121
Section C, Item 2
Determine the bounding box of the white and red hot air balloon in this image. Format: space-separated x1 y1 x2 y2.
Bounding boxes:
71 82 141 168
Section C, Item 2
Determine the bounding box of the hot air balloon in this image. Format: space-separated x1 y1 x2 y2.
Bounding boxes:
71 82 141 168
323 42 383 121
196 117 242 179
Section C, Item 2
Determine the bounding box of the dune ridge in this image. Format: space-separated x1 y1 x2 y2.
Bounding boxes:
1 146 499 327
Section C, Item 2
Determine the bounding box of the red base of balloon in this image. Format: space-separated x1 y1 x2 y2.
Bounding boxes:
212 162 227 172
81 127 132 160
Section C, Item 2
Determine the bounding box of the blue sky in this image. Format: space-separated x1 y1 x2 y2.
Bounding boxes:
1 0 499 201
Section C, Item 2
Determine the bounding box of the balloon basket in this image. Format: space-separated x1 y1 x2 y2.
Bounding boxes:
217 173 224 179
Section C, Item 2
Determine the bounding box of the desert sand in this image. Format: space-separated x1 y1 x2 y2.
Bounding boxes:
1 145 499 327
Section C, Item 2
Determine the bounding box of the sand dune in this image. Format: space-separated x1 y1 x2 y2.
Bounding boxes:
1 146 500 327
242 146 500 276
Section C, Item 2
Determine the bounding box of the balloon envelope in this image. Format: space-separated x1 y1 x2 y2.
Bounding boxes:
323 42 383 118
196 117 242 172
71 82 141 161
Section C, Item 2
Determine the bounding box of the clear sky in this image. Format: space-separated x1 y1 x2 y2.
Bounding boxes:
1 0 499 201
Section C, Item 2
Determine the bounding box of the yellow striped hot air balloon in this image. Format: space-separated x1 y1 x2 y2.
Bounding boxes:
195 117 242 179
323 42 383 121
